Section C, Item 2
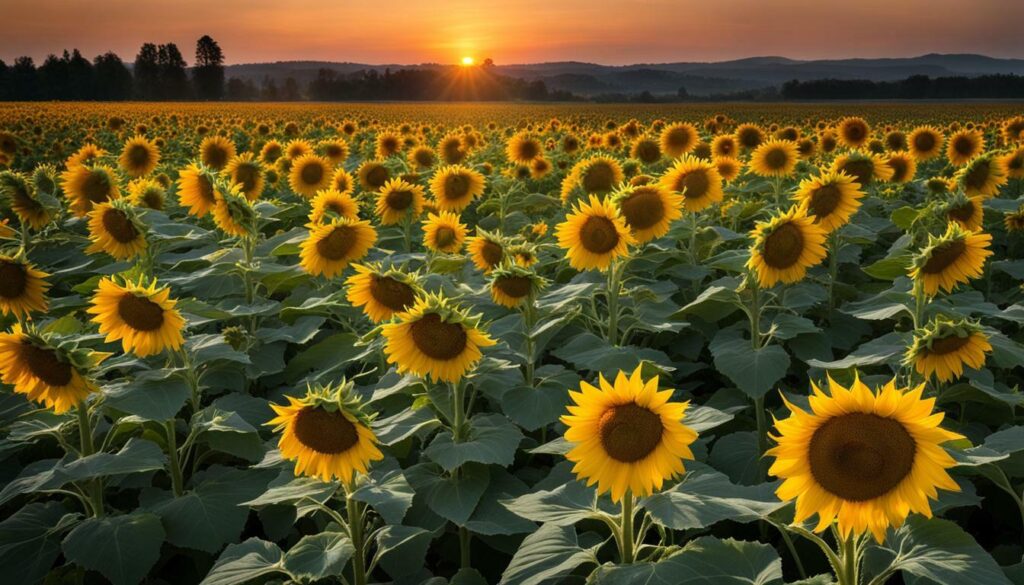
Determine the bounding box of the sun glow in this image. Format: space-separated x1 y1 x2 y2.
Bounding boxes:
461 56 475 66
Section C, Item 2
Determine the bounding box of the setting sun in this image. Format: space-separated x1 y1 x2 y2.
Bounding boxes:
461 56 474 66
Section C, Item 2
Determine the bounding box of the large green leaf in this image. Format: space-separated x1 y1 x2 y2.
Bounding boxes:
499 523 599 585
350 459 415 525
200 538 286 585
872 517 1011 585
710 330 789 399
641 464 785 530
502 479 615 526
283 531 354 580
61 512 165 585
424 413 524 471
405 462 490 525
592 537 783 585
0 502 80 585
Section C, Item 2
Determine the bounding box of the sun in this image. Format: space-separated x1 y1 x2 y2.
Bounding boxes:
461 56 475 66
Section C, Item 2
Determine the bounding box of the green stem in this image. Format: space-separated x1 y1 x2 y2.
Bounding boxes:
76 402 103 517
911 278 927 330
459 525 472 569
450 381 472 568
778 524 808 580
523 300 537 386
607 259 623 346
619 493 635 564
754 395 769 476
346 490 367 585
827 231 839 319
749 275 762 349
165 420 184 497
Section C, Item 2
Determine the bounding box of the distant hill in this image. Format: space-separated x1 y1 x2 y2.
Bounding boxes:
224 54 1024 97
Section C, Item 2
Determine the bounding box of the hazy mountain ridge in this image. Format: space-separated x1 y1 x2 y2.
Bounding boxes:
224 54 1024 96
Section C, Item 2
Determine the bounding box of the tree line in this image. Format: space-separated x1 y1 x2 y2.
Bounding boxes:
780 74 1024 100
0 36 225 101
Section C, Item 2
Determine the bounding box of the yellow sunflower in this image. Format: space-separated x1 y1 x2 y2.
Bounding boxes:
345 263 419 323
268 382 384 483
422 211 467 253
837 117 871 148
211 185 256 238
289 154 333 198
285 139 313 161
375 132 403 159
300 217 377 278
128 178 166 210
467 230 506 273
946 129 985 166
830 151 894 186
908 126 944 161
907 319 991 383
793 171 864 233
0 255 48 319
956 154 1008 198
224 153 265 201
561 156 625 202
886 151 918 184
630 136 662 164
118 135 160 178
735 124 765 150
506 133 543 164
909 223 992 295
1003 147 1024 180
357 160 391 192
381 293 495 383
750 139 800 178
65 144 106 169
199 136 236 170
944 194 984 232
319 139 350 165
612 184 683 243
489 265 542 308
747 207 827 287
429 165 485 212
375 178 424 226
408 146 438 171
259 140 284 164
711 134 739 158
562 365 697 502
713 156 742 182
0 325 101 413
0 171 52 229
659 122 699 158
768 374 962 542
309 189 360 224
86 200 147 260
87 277 185 358
60 164 121 217
658 154 724 212
556 195 635 271
177 163 219 217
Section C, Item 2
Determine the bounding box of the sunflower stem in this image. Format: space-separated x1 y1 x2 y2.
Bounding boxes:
911 278 927 331
346 489 368 585
827 231 840 319
165 420 184 497
619 492 635 564
523 300 537 386
606 259 624 346
76 401 104 517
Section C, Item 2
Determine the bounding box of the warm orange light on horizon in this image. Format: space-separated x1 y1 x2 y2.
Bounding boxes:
461 56 475 66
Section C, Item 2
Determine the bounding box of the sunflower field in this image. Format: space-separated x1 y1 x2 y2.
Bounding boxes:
2 102 1024 585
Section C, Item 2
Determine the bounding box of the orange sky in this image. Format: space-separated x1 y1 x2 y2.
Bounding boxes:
3 0 1022 65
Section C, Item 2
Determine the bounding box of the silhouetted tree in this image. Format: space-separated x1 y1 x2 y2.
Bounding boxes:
9 57 39 100
134 43 160 99
261 76 279 100
193 35 225 100
282 77 301 100
0 61 8 100
94 52 133 100
157 43 190 99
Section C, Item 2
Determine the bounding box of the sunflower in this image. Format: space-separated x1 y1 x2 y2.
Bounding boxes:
747 207 827 287
224 153 265 201
750 139 800 178
630 137 662 164
711 134 738 158
907 126 944 161
259 140 284 164
374 178 425 226
300 217 377 278
0 325 101 413
60 164 121 217
357 160 391 192
561 156 625 202
561 365 697 502
375 132 403 159
1003 147 1024 180
907 319 991 383
429 165 485 212
320 139 349 165
658 122 699 159
345 263 419 323
381 293 495 383
422 211 467 253
309 189 360 224
408 146 438 170
268 381 384 483
86 200 147 260
713 156 742 182
830 151 894 186
199 136 236 170
489 265 542 308
735 124 765 150
944 194 984 231
909 223 992 295
0 171 51 229
284 139 313 160
793 171 864 233
1004 205 1024 232
438 133 466 165
956 153 1008 198
66 144 106 169
612 184 683 243
1003 116 1024 145
118 135 160 178
768 374 962 542
87 277 185 358
128 178 166 210
212 185 256 238
467 230 506 272
289 154 333 198
886 151 917 184
557 194 635 271
946 129 984 166
506 133 543 164
0 255 48 319
658 154 724 212
837 117 871 148
176 163 218 217
510 244 539 268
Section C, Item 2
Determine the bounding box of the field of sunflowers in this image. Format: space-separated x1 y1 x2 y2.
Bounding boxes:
1 101 1024 585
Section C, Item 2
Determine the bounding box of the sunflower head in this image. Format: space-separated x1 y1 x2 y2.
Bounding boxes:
0 324 107 413
289 154 333 198
86 198 147 260
906 318 991 383
467 229 506 273
630 137 662 164
909 222 993 295
658 154 724 212
429 165 485 212
86 276 185 358
0 255 49 319
375 178 424 226
119 135 161 178
747 206 827 287
561 365 697 502
768 374 963 542
345 263 420 323
1004 205 1024 232
0 170 53 230
956 153 1008 199
943 193 984 231
225 153 265 201
489 264 544 308
268 380 384 484
831 151 894 185
793 170 864 233
659 123 699 158
885 151 917 184
381 292 496 383
556 194 635 271
908 126 944 161
300 217 378 278
611 183 683 243
422 211 467 254
837 117 871 148
60 163 122 217
199 136 236 170
128 178 166 210
506 132 543 164
946 129 984 166
319 139 350 165
357 160 391 192
750 139 800 178
212 183 257 238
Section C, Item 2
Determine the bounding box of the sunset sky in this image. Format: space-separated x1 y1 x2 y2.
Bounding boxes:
3 0 1022 66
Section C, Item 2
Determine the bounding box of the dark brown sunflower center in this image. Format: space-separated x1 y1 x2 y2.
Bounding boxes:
913 132 936 152
197 174 216 203
301 163 324 186
205 146 228 169
365 168 389 189
582 164 616 193
678 169 709 199
953 136 975 156
316 225 357 261
385 189 414 211
481 240 503 266
142 189 164 210
118 293 165 331
808 412 916 501
922 240 966 274
369 276 415 312
235 164 260 192
102 208 139 243
415 150 435 166
127 144 151 168
666 128 692 150
0 262 28 299
326 144 344 158
12 187 41 211
840 160 873 185
325 201 348 216
963 163 990 190
82 170 113 203
434 227 457 248
948 202 976 222
764 148 789 170
293 407 359 454
620 188 665 230
635 141 660 163
517 140 540 161
928 333 971 355
739 129 761 148
579 216 620 254
808 184 842 218
844 124 866 142
410 313 467 360
443 174 471 200
762 222 805 269
598 402 663 462
889 159 910 182
494 275 532 299
21 341 73 387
